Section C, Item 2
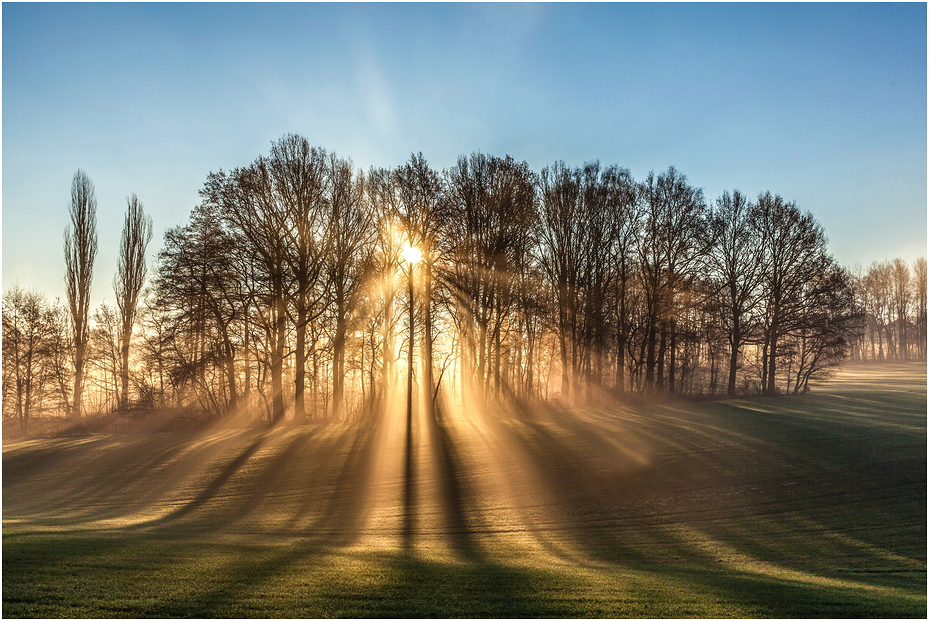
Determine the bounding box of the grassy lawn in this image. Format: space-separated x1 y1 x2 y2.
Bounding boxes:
3 363 925 617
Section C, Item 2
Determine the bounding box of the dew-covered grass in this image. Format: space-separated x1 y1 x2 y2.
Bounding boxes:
4 363 925 617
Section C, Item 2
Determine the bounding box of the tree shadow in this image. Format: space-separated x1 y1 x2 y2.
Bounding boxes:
427 408 482 562
482 392 926 610
3 374 924 617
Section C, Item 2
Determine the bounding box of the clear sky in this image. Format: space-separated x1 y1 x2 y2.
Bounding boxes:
3 2 926 304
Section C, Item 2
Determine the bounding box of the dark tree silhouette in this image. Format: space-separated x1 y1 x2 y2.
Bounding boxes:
392 153 447 416
914 258 927 361
752 192 831 395
326 155 372 420
707 190 764 396
64 170 98 418
267 135 330 421
537 162 584 402
203 159 291 422
444 153 536 401
889 258 912 362
114 194 153 410
636 167 709 393
153 204 246 415
786 264 860 393
2 287 54 428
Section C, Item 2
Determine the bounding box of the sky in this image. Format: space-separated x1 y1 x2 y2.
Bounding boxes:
3 2 926 304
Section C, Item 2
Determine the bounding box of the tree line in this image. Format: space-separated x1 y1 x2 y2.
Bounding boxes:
3 134 925 428
849 258 927 362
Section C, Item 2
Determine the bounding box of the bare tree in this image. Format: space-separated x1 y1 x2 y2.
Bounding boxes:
326 155 372 420
636 167 709 393
786 264 860 393
859 261 894 360
365 167 405 412
707 190 764 396
89 302 122 413
752 192 830 394
153 204 247 416
913 257 927 361
114 194 154 410
537 161 583 402
43 299 74 415
64 170 98 418
603 166 639 396
889 258 912 361
34 147 884 425
204 161 290 423
444 153 536 402
267 135 330 422
392 153 446 416
3 286 52 428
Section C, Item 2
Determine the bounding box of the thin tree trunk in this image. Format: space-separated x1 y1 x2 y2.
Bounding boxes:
294 299 307 423
766 330 778 395
381 294 394 411
656 326 667 392
668 320 677 395
727 324 740 397
406 268 415 432
422 262 434 418
645 315 657 392
332 308 347 420
72 345 85 418
120 327 131 410
271 287 286 423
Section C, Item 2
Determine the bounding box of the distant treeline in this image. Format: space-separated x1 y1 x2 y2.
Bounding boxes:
3 134 926 428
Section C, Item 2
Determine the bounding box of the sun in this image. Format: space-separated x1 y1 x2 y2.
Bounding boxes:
401 244 422 265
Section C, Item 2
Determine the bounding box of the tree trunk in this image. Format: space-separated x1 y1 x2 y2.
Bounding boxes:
668 320 677 395
72 342 85 418
615 331 626 395
406 269 415 432
727 324 740 397
294 295 307 422
644 319 657 392
120 326 131 410
381 294 394 411
271 288 286 423
422 262 434 418
656 326 667 392
559 326 570 403
332 307 347 420
494 324 502 399
765 330 778 395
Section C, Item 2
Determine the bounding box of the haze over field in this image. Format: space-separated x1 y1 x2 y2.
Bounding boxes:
3 363 925 617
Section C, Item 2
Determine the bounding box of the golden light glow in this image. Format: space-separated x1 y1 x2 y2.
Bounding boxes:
401 244 422 265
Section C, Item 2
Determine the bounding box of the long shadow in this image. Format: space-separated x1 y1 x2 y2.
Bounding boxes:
139 431 270 528
255 423 358 528
4 368 924 617
165 426 325 532
302 416 383 546
2 525 592 618
402 407 416 553
5 525 920 618
429 408 482 562
159 412 387 613
489 392 927 608
491 402 649 562
3 432 230 525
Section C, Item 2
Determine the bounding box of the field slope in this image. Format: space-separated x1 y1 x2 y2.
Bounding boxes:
3 363 926 617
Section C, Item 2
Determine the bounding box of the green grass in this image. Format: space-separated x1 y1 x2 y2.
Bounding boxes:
4 363 926 618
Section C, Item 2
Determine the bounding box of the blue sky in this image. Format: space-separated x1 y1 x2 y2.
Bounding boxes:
3 2 926 303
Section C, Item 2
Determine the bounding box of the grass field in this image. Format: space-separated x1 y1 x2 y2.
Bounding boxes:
3 363 926 618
